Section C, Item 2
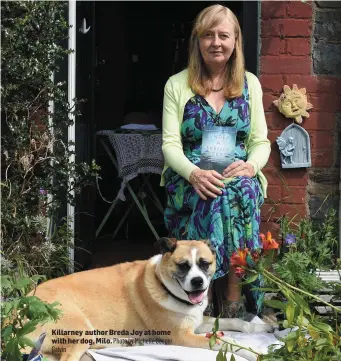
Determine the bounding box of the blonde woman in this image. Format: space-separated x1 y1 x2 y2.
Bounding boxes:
161 5 271 318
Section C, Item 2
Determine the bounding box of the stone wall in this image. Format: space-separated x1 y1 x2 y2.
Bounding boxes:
309 1 341 220
259 0 341 235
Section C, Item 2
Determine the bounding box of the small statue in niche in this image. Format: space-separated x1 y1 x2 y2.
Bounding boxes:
276 136 296 164
273 84 313 124
276 124 311 169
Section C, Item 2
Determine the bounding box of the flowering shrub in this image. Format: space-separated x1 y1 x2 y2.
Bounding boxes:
229 231 279 279
208 224 341 361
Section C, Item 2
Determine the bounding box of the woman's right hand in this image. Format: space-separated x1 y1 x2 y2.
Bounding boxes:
189 169 225 200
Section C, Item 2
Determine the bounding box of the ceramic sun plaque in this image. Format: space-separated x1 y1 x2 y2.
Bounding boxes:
276 123 311 168
273 84 313 124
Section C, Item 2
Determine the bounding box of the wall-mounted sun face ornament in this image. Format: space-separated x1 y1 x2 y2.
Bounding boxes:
273 84 313 124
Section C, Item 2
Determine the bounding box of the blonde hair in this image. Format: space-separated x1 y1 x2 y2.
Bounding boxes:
188 4 245 99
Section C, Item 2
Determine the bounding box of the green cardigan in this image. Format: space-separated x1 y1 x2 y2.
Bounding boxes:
160 69 271 197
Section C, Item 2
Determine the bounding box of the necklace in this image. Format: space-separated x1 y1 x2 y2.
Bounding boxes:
211 86 223 92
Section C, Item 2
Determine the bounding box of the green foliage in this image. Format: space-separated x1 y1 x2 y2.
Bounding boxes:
271 209 339 294
273 251 324 294
1 1 99 277
1 272 62 361
213 210 341 361
259 211 341 360
259 272 341 361
280 209 339 270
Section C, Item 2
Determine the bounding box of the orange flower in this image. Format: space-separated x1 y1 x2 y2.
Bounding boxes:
230 248 249 268
261 231 279 250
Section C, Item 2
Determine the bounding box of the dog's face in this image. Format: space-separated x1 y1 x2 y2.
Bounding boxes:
156 238 216 305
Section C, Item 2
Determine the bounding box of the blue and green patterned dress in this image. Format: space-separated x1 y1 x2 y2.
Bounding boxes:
164 77 264 312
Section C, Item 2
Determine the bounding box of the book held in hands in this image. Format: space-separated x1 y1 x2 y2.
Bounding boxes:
200 126 236 174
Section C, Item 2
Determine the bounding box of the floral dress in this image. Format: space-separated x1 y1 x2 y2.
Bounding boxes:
164 77 264 313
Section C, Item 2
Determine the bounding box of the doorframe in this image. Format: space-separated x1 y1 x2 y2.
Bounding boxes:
68 0 77 273
72 1 262 270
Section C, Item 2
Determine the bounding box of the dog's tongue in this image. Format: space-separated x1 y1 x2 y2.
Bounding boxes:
188 291 205 304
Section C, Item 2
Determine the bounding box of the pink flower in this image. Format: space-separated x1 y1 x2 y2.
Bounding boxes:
251 251 260 263
205 331 225 341
235 267 246 278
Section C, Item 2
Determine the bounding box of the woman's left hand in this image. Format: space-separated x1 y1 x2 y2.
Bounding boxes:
222 160 255 178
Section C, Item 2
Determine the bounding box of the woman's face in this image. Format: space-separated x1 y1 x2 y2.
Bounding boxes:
199 18 236 70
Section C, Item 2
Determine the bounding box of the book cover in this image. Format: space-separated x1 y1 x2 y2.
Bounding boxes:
200 126 236 174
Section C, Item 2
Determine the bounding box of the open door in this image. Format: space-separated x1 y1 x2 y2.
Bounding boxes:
74 1 261 269
74 1 97 270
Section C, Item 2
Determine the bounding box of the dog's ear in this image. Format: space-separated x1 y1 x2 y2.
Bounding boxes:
200 239 216 255
155 237 177 254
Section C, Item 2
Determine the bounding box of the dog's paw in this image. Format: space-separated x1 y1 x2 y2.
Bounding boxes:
248 322 274 333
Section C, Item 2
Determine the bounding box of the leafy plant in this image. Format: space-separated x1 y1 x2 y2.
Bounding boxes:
1 273 62 361
279 209 339 271
208 224 341 361
266 209 339 295
1 1 99 278
273 251 324 294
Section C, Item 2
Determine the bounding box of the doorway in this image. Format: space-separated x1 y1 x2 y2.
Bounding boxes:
74 1 260 270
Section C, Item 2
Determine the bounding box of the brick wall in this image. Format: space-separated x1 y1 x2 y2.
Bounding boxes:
259 1 341 236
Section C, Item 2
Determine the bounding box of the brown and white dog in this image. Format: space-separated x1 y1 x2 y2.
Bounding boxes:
26 238 273 361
